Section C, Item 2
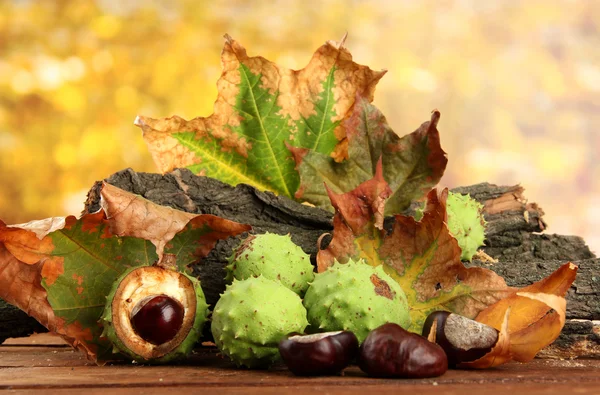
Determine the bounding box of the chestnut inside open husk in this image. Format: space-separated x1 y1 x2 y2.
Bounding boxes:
279 331 359 376
359 323 448 378
131 294 185 346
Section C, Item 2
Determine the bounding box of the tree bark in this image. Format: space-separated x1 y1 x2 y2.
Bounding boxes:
1 168 597 358
0 300 46 343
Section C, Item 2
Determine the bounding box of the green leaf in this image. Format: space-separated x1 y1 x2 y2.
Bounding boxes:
164 214 250 273
137 36 385 198
176 63 299 197
292 96 448 215
294 66 341 152
42 213 157 360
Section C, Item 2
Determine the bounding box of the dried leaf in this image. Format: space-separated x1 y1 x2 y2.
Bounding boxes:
136 35 385 199
101 182 197 261
291 97 447 214
0 239 54 331
0 185 250 362
475 262 576 331
473 263 576 364
509 292 567 362
317 165 511 332
9 217 67 238
462 291 569 369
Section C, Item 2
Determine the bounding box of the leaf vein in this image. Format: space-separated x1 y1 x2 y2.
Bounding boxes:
239 66 291 197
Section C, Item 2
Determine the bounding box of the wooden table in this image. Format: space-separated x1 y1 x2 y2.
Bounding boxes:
1 334 599 394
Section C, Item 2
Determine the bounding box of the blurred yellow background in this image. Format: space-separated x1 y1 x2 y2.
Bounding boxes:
0 0 598 254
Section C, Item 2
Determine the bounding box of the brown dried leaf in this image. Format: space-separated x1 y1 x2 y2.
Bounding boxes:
472 263 576 365
475 262 576 332
509 292 567 362
100 182 197 262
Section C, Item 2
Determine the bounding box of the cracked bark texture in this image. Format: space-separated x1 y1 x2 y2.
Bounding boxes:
1 169 598 358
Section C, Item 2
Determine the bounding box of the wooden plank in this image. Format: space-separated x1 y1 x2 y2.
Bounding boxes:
0 347 92 368
2 332 67 346
17 383 600 395
0 344 599 393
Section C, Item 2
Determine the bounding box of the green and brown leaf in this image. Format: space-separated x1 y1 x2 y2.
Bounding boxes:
0 185 250 363
136 35 385 199
290 96 447 214
316 162 512 331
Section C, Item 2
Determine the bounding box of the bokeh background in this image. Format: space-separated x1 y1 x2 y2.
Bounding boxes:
0 0 598 253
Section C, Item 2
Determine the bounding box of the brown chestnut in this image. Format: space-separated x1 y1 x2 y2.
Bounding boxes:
422 311 498 367
279 331 359 376
358 323 447 378
130 294 185 346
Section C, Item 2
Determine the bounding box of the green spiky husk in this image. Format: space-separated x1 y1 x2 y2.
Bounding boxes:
226 232 314 296
100 266 209 364
211 275 308 368
413 192 486 261
303 259 410 343
446 192 486 261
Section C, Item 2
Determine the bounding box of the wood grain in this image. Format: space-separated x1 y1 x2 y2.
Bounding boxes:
1 335 599 393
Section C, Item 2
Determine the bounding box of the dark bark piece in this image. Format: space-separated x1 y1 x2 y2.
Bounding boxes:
1 169 598 360
85 168 333 250
485 232 595 263
84 168 333 308
538 319 600 359
453 182 594 262
452 183 547 233
0 299 46 343
467 258 600 321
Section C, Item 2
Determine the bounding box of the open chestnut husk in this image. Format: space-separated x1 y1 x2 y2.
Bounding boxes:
100 258 209 363
359 323 447 378
422 311 498 367
279 331 359 376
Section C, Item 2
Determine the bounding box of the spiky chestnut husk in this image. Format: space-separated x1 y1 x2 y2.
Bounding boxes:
446 192 486 261
100 265 209 363
303 259 410 343
226 232 314 296
414 192 486 261
211 275 309 368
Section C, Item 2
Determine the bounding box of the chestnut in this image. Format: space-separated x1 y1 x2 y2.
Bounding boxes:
130 294 185 346
422 311 498 367
358 323 447 378
279 331 359 376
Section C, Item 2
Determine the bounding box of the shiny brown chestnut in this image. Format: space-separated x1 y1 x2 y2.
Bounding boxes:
130 294 185 346
279 331 359 376
422 311 498 367
358 323 447 378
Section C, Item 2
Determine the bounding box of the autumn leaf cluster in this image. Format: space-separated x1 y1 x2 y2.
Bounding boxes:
0 35 577 367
